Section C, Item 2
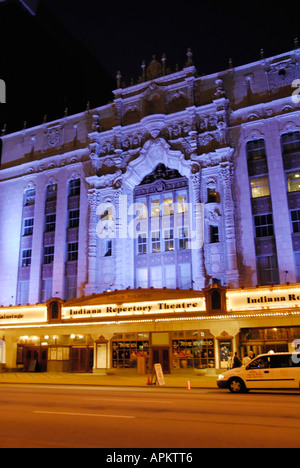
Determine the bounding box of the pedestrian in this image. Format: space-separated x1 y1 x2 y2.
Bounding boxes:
227 352 234 370
232 352 242 368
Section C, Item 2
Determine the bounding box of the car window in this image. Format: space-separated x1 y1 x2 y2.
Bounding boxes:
247 356 270 370
291 353 300 368
269 355 291 368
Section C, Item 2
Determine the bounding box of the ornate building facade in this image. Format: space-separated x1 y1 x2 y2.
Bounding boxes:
0 48 300 373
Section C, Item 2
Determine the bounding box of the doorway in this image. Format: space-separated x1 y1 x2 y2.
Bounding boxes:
22 347 48 372
151 347 170 374
70 347 94 373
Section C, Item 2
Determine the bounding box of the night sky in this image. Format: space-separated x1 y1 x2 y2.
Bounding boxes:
0 0 299 134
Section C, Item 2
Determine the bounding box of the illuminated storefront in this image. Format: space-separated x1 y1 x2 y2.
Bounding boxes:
0 284 300 374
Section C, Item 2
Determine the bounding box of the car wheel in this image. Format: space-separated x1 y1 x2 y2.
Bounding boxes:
228 377 246 394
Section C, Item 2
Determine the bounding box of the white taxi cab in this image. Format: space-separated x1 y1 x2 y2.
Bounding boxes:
217 352 300 393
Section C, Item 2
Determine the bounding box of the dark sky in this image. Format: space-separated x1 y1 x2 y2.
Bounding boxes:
0 0 299 134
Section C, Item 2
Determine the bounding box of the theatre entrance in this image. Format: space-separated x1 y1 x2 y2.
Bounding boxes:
151 347 170 374
70 347 94 373
22 347 48 372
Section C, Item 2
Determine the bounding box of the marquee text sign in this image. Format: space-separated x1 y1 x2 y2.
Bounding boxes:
227 288 300 311
62 298 206 320
0 307 47 325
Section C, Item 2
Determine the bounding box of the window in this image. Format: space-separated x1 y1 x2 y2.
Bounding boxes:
177 193 188 213
44 246 55 264
23 218 34 236
207 188 219 203
178 263 192 289
136 268 148 288
163 196 174 216
67 243 78 261
151 199 160 218
287 171 300 192
254 214 274 237
291 210 300 233
17 281 29 305
104 240 112 257
65 276 77 300
281 131 300 154
41 278 53 303
250 176 270 198
257 255 279 285
164 265 176 289
247 356 271 369
137 234 147 255
150 266 162 288
151 231 161 253
295 253 300 281
68 209 80 228
179 227 189 250
46 184 57 201
210 225 219 243
69 178 80 197
246 139 266 161
136 201 147 220
45 214 56 232
21 249 32 267
24 188 35 206
164 229 174 251
101 208 114 221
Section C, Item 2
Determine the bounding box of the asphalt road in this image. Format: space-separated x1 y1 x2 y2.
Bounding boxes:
0 384 300 449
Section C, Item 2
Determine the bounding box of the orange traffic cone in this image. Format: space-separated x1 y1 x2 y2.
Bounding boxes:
187 380 191 390
147 375 151 385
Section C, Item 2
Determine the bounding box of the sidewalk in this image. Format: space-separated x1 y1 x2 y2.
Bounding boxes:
0 369 219 389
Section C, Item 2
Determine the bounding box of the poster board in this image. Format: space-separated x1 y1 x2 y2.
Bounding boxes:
151 363 165 386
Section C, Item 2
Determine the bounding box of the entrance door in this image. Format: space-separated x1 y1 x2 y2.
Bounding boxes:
70 347 94 373
152 347 170 374
23 347 48 372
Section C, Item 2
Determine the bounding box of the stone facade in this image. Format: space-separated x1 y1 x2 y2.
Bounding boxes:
0 48 300 305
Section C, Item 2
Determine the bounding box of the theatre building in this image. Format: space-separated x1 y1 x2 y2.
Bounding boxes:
1 284 300 374
0 47 300 373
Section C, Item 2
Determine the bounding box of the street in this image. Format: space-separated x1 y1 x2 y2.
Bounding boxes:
0 384 300 448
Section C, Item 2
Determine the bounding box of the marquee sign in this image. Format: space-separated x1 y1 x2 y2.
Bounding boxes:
0 307 47 325
62 298 206 320
227 287 300 312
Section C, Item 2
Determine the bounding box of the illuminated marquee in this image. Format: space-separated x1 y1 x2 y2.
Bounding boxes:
227 287 300 311
0 307 47 325
62 298 206 319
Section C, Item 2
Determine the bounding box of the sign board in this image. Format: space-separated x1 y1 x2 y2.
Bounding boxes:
227 287 300 312
154 363 165 386
62 298 206 320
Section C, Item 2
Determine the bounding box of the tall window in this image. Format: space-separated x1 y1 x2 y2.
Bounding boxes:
23 218 34 236
21 249 32 267
257 255 279 285
69 178 80 197
295 253 300 282
67 242 78 261
286 171 300 192
281 131 300 154
45 214 56 232
68 210 80 228
17 281 29 305
24 188 35 206
246 139 266 161
44 246 55 265
134 164 192 290
250 176 270 198
291 210 300 233
46 183 57 201
254 214 274 237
